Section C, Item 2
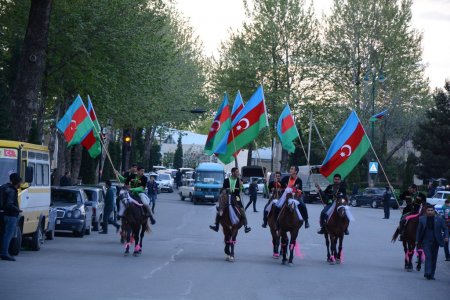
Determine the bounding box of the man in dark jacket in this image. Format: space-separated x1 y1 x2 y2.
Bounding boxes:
59 171 72 186
316 173 348 235
262 171 284 228
209 167 251 233
280 166 309 228
416 204 449 280
1 173 22 261
99 180 120 234
245 178 258 212
383 186 391 219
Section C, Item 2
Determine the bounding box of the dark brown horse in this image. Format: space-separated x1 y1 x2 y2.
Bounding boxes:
391 211 424 272
218 191 243 262
324 197 349 264
278 194 303 266
267 199 281 259
118 190 150 256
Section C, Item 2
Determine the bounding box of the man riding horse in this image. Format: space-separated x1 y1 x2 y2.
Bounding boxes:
209 167 251 233
397 184 426 241
317 173 350 235
116 166 156 224
262 171 284 228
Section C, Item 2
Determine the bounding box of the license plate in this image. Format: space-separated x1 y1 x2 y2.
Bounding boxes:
56 220 61 225
205 195 214 199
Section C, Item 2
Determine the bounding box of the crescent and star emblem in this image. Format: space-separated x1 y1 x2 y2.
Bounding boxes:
210 120 221 132
70 120 77 131
236 118 250 131
340 145 352 157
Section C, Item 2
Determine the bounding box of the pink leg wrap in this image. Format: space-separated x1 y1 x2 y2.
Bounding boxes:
294 242 303 258
134 245 141 252
125 243 130 249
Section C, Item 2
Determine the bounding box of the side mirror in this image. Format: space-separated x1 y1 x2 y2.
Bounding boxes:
25 166 34 183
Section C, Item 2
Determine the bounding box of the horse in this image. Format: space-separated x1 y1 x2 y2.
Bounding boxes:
118 189 150 256
278 192 303 266
391 210 424 272
218 191 244 262
267 200 281 259
324 197 349 265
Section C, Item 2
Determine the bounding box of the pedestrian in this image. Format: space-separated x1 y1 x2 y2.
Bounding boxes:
383 186 391 219
59 171 72 186
99 180 120 234
175 170 182 188
1 173 22 261
427 182 435 198
416 204 449 280
441 198 450 261
147 175 158 213
245 178 258 212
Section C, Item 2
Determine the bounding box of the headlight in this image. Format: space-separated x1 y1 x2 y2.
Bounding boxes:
72 209 81 218
66 211 72 218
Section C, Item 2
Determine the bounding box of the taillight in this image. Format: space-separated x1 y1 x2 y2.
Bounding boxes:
93 207 96 217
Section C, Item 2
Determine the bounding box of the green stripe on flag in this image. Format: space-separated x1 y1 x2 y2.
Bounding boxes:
280 126 298 153
68 118 94 147
87 140 101 158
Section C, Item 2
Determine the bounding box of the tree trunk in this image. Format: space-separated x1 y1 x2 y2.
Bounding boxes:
247 143 253 166
143 126 156 170
70 144 83 184
10 0 52 141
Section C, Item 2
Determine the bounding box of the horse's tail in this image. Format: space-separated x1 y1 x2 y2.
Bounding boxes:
391 227 400 243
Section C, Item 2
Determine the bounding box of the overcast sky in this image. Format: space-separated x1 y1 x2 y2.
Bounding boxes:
175 0 450 90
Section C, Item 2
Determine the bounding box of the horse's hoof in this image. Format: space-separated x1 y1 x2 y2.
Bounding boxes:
229 256 234 263
336 259 341 264
282 260 287 265
406 268 412 272
133 252 140 257
288 262 294 267
225 255 230 261
416 266 421 272
124 251 129 257
272 253 280 259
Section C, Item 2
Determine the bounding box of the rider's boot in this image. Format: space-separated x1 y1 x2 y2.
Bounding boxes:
304 219 310 229
317 213 327 234
240 208 251 233
209 213 220 232
261 210 268 228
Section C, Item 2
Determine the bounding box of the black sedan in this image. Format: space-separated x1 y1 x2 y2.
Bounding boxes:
350 187 403 209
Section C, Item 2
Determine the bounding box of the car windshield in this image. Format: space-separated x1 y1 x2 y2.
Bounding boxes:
83 190 98 202
52 190 80 205
196 171 224 184
159 174 171 180
0 157 18 185
365 188 385 195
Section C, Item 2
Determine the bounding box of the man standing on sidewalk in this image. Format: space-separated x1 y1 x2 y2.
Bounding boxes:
99 180 120 234
383 186 391 219
1 173 22 261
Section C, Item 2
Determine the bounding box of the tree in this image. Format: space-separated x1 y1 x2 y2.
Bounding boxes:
413 81 450 181
173 133 183 169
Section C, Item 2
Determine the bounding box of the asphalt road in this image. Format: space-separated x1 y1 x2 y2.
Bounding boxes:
1 191 449 300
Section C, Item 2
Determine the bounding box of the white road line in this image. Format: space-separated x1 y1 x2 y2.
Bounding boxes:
142 248 184 280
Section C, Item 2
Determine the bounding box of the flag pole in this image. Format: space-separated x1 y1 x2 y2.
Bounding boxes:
231 129 239 169
355 112 400 208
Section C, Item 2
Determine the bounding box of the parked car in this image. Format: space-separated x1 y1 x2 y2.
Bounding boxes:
51 187 92 237
156 173 174 193
350 187 403 209
179 179 195 201
78 186 106 231
45 207 57 240
427 191 450 206
243 177 265 195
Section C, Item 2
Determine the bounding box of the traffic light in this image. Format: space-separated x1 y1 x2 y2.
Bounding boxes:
123 129 132 151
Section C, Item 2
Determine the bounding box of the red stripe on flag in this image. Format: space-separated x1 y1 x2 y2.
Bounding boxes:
228 101 266 142
231 105 243 120
89 110 96 121
320 123 365 177
63 106 88 143
281 115 295 134
81 130 96 149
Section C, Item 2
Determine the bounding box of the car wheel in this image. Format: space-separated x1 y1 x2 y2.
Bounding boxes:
169 189 174 193
351 199 358 207
74 223 85 238
46 229 55 240
31 221 44 251
9 226 22 256
193 197 198 205
181 193 185 201
371 200 378 208
189 193 193 202
244 188 249 195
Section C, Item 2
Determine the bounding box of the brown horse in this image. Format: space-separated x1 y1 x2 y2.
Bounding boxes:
324 197 349 264
218 191 244 262
278 194 303 266
266 199 281 259
391 212 424 272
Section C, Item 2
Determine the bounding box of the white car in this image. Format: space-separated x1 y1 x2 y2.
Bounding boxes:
156 173 174 193
243 177 266 195
179 179 195 201
427 190 450 206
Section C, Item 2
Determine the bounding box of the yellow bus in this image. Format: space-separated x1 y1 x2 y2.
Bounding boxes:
0 140 51 254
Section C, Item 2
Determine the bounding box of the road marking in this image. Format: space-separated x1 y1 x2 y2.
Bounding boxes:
142 248 184 280
181 280 193 297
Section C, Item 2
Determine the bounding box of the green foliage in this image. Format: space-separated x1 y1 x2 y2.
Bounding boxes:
149 142 162 170
79 147 97 184
102 141 121 181
413 82 450 181
173 134 183 169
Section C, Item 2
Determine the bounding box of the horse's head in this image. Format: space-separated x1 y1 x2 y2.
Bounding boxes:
336 197 348 217
118 188 130 208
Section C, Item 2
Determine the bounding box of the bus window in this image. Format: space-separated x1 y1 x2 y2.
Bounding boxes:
43 164 49 186
36 153 43 160
36 164 43 185
28 152 35 159
28 162 35 185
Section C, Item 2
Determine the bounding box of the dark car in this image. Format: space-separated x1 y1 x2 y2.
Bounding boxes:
350 187 403 209
78 186 106 231
51 187 93 237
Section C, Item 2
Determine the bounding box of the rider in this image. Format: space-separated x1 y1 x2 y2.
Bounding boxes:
397 184 426 241
116 166 156 224
261 171 284 228
209 167 251 233
280 166 310 229
316 173 348 235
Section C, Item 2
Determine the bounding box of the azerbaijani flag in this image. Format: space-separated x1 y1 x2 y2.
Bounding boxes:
277 104 299 153
320 111 370 182
230 91 245 158
216 85 269 164
57 95 94 147
81 95 102 158
370 109 388 122
204 94 231 155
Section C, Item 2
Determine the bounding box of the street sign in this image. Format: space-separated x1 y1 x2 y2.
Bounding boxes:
369 162 378 174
